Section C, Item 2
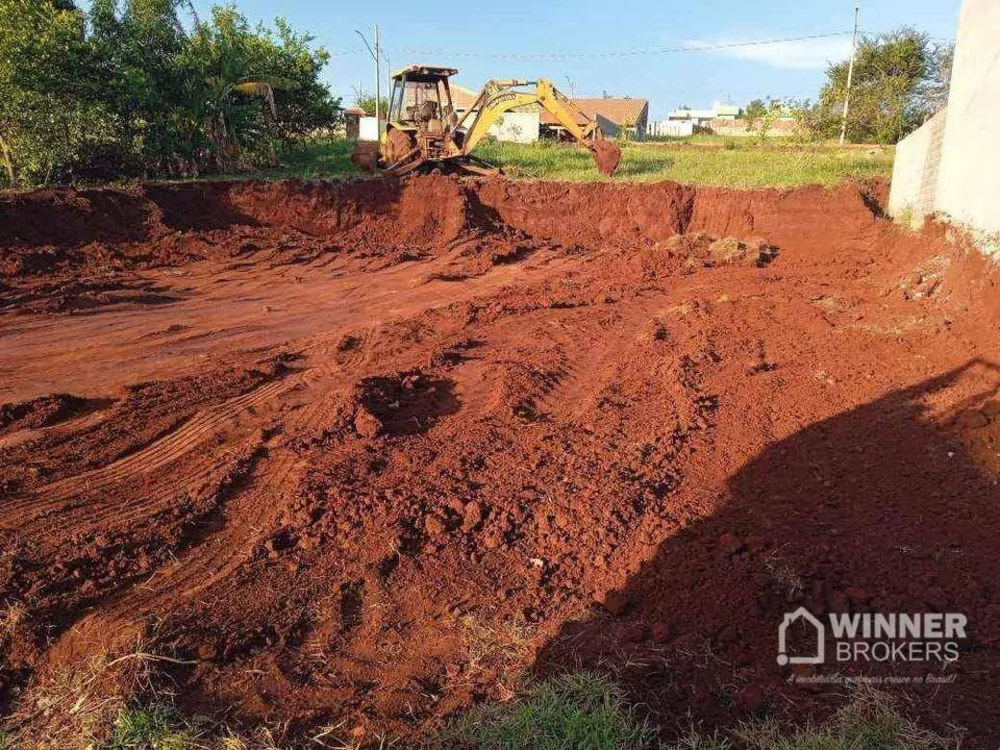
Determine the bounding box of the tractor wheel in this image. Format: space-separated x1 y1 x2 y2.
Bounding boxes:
382 128 416 168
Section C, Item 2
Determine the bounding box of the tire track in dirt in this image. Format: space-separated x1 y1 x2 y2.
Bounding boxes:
534 304 664 423
0 377 295 529
37 332 385 667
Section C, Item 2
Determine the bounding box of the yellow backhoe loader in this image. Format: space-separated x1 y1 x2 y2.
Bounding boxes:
352 65 621 177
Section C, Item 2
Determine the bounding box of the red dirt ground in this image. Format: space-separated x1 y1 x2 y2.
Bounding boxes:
2 175 1000 745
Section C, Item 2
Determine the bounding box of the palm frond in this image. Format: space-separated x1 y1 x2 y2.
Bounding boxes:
228 76 299 118
234 75 299 92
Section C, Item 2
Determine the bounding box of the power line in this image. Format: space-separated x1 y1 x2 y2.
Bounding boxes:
326 27 953 63
327 31 855 60
859 29 954 43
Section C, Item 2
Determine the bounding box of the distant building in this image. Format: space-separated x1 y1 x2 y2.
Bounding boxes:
450 83 480 118
658 101 803 138
667 101 742 126
714 103 741 120
451 84 540 144
451 86 649 143
541 97 650 141
647 120 694 138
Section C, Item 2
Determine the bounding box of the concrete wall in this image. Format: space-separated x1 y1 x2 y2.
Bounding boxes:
647 120 694 138
888 109 948 226
358 116 380 142
489 111 540 144
594 113 620 139
709 119 801 138
934 0 1000 236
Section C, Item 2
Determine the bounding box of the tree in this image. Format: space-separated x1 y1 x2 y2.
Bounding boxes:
0 0 115 184
744 99 767 123
87 0 195 176
0 0 340 186
160 5 340 170
817 28 946 144
352 89 389 117
921 42 955 114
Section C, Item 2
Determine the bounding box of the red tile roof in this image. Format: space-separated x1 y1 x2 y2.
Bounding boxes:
540 97 649 127
451 85 647 130
450 84 480 111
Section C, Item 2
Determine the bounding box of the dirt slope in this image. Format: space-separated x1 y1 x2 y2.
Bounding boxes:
2 175 999 746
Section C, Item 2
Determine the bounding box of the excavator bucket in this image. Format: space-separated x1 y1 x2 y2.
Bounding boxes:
591 140 622 177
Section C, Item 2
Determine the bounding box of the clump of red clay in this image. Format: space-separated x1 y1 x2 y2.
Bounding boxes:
2 175 1000 746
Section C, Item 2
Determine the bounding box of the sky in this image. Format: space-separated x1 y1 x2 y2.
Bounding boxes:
103 0 964 120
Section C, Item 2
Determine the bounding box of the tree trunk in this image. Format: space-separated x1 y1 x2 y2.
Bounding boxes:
0 135 16 186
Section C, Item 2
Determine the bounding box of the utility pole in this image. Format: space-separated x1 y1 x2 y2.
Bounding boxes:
384 53 392 109
374 24 381 129
839 3 861 146
354 26 382 127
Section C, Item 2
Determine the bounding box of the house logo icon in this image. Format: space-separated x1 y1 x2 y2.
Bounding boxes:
777 607 825 665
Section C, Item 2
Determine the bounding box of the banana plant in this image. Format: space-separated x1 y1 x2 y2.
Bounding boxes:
204 73 298 158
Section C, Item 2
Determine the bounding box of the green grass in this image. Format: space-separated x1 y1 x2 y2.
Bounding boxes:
255 137 362 180
0 674 952 750
731 687 952 750
252 137 892 189
105 705 196 750
438 676 953 750
474 140 893 187
438 672 656 750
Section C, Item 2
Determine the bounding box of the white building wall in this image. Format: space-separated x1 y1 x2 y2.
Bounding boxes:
358 116 380 142
888 109 948 226
937 0 1000 233
934 0 1000 237
489 111 540 143
888 0 1000 249
647 121 694 138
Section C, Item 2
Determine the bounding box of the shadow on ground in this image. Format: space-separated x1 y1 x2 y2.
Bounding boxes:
534 359 1000 747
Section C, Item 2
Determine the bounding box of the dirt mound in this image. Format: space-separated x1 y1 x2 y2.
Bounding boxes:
0 188 151 248
3 176 1000 747
0 394 87 436
0 176 524 295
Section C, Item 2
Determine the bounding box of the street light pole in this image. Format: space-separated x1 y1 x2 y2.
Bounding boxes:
839 3 861 146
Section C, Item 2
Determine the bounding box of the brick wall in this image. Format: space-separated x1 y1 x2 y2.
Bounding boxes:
708 119 802 137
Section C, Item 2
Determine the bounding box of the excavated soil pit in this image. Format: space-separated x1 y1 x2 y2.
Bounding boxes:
2 175 1000 746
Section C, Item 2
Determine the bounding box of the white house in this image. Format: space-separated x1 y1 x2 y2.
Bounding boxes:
667 101 742 126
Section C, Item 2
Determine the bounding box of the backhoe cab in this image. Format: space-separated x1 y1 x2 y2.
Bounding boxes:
353 65 621 178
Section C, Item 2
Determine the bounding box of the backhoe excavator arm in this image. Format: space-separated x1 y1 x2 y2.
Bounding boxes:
458 79 592 153
454 79 620 176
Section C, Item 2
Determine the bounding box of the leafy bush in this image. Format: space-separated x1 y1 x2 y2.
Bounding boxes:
812 28 954 144
0 0 341 187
